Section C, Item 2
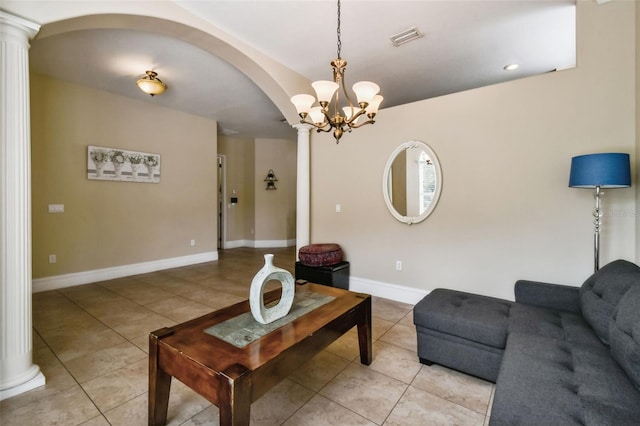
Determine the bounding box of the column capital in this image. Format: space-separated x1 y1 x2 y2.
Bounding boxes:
0 11 40 43
293 123 313 134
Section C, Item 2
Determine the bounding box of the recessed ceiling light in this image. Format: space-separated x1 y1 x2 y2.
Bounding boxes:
503 64 519 71
390 27 424 47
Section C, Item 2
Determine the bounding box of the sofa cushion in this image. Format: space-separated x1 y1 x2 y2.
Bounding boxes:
580 259 640 345
491 332 640 425
415 325 503 382
414 289 512 349
508 303 602 347
609 284 640 391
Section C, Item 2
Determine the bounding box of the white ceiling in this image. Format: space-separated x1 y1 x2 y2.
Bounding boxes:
28 0 576 140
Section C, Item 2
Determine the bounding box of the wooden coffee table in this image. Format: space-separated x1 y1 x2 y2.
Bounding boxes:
148 282 372 426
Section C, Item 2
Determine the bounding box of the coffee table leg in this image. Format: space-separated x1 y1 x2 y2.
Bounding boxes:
356 295 372 365
149 331 172 426
218 364 251 426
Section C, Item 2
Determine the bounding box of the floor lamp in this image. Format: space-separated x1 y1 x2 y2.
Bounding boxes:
569 153 631 273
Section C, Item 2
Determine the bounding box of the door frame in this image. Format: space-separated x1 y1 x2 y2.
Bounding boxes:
217 155 227 249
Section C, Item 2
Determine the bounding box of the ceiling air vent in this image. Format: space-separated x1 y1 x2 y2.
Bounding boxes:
390 27 424 47
220 128 239 136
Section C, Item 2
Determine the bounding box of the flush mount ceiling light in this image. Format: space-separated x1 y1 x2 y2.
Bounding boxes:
503 64 519 71
290 0 383 143
136 70 167 96
390 27 424 47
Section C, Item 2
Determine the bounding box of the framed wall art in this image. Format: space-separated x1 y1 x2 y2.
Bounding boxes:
87 146 161 183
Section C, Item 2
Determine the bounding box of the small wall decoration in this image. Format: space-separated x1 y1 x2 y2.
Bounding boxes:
87 146 160 183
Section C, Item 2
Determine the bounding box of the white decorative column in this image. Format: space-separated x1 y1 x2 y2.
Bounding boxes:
0 10 45 401
294 124 312 258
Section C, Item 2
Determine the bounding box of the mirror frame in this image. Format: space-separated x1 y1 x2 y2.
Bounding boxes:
382 140 443 225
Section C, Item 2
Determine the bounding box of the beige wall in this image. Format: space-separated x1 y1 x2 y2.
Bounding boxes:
254 138 297 244
218 136 296 246
31 73 218 278
218 135 256 244
311 0 637 300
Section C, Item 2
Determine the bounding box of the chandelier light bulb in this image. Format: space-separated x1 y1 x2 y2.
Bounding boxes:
291 94 316 115
311 80 339 104
352 81 380 105
365 95 384 115
308 107 326 125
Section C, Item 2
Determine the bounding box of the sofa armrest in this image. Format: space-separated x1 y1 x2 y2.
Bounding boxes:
514 280 581 314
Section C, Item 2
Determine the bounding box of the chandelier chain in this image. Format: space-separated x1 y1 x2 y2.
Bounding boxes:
336 0 342 59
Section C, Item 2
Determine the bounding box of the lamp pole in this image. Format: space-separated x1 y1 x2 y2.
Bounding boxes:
592 185 602 273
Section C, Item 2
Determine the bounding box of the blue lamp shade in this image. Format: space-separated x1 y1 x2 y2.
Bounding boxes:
569 153 631 188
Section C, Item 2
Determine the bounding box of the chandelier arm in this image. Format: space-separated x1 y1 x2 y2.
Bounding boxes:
336 67 357 112
344 107 368 125
347 119 375 129
299 116 329 129
320 105 346 130
320 106 333 125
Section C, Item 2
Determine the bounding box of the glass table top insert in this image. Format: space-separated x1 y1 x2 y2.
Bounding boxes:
204 291 335 348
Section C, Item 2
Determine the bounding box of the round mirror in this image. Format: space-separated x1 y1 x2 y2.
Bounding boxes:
382 141 442 224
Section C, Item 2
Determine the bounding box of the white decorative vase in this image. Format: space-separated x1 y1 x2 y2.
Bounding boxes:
114 162 124 177
95 162 105 177
249 254 295 324
131 164 140 178
146 165 156 179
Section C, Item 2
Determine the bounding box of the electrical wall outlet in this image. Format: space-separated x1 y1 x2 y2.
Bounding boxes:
49 254 56 264
48 204 64 213
190 239 196 247
395 260 402 271
336 204 341 213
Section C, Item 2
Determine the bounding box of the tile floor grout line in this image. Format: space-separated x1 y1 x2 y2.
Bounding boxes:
277 384 317 425
48 286 171 423
316 359 388 425
380 381 411 426
54 285 163 355
32 320 110 425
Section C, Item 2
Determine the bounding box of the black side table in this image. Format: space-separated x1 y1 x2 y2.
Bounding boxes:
295 261 350 290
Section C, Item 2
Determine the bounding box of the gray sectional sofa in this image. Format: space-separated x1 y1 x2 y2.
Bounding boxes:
413 259 640 425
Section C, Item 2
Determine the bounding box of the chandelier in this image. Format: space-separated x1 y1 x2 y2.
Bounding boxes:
290 0 383 143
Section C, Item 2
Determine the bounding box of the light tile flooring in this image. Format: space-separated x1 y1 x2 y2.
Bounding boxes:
1 247 494 425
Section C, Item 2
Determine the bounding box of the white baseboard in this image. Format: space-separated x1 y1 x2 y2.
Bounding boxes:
32 251 428 305
254 239 296 248
0 372 46 401
224 240 251 249
225 239 296 249
32 251 218 293
349 276 429 305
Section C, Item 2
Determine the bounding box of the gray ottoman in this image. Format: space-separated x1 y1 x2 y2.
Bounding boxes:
413 288 513 382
